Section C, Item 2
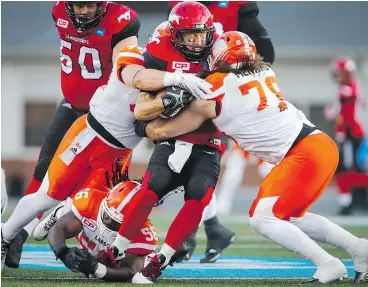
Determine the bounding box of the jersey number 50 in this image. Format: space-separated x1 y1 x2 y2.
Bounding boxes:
60 39 102 80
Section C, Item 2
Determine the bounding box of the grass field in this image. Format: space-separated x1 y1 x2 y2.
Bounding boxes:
2 212 368 286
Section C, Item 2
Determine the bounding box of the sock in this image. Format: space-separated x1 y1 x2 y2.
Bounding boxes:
113 234 132 253
164 200 205 252
23 218 40 236
250 216 335 266
2 191 61 242
24 176 44 220
291 212 360 256
117 188 158 240
201 195 217 225
160 243 176 261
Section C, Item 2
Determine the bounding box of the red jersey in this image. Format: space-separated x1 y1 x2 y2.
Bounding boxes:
145 36 222 150
169 1 248 32
52 2 140 110
336 81 364 138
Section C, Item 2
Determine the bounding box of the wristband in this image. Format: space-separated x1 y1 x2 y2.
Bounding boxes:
93 263 107 278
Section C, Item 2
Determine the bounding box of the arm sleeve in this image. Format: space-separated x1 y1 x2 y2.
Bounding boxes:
237 2 275 64
144 50 168 71
111 16 141 49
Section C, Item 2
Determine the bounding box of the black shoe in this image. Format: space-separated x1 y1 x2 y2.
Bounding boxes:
200 223 235 263
5 229 29 268
168 241 190 266
353 271 367 283
182 228 197 261
1 229 12 269
338 205 353 216
299 279 322 285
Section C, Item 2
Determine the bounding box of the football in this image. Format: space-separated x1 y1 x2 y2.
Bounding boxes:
157 87 188 119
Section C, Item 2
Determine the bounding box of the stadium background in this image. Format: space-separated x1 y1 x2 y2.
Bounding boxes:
2 1 368 215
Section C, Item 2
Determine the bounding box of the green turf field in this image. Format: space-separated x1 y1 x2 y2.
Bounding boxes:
2 212 367 286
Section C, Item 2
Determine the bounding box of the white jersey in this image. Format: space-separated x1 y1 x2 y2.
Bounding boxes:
207 67 315 165
89 46 145 149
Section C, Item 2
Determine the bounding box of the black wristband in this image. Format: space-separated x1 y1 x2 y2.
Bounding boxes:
134 120 148 138
53 244 69 260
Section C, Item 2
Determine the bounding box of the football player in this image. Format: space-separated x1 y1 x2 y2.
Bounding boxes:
48 180 188 281
148 18 235 264
5 1 142 268
98 2 235 279
324 56 368 215
168 1 275 64
1 43 210 270
134 31 368 284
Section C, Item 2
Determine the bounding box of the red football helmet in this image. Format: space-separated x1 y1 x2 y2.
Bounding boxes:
168 2 215 61
331 56 356 84
208 31 257 70
97 181 141 239
66 1 108 32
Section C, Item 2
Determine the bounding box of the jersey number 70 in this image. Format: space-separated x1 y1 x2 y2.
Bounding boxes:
239 76 288 112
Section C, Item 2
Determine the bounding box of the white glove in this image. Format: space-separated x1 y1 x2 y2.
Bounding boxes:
164 72 213 99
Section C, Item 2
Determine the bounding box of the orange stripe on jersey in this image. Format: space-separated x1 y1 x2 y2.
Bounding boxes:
205 72 229 102
116 45 145 72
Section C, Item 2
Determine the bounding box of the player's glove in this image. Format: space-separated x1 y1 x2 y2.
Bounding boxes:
164 71 213 100
97 245 124 267
53 244 88 273
134 120 148 138
78 249 98 275
161 87 193 110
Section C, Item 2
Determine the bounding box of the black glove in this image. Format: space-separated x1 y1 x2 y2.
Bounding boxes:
54 244 88 273
134 120 148 138
78 249 98 275
161 86 193 110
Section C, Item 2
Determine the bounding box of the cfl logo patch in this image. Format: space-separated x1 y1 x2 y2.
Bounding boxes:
172 61 190 71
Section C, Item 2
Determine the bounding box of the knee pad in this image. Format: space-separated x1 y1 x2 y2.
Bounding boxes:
185 175 215 205
250 196 279 221
249 197 280 236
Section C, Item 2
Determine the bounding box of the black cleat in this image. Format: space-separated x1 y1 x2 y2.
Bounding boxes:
200 223 235 263
168 241 190 266
182 228 198 261
4 229 28 268
353 271 367 283
337 205 353 216
299 279 322 285
299 275 347 285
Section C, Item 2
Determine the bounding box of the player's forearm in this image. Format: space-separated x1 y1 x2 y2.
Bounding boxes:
48 222 69 252
134 99 164 121
132 69 170 91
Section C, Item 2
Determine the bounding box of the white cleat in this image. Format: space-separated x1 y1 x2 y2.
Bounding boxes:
132 272 154 284
313 257 347 284
33 202 65 241
351 238 368 283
